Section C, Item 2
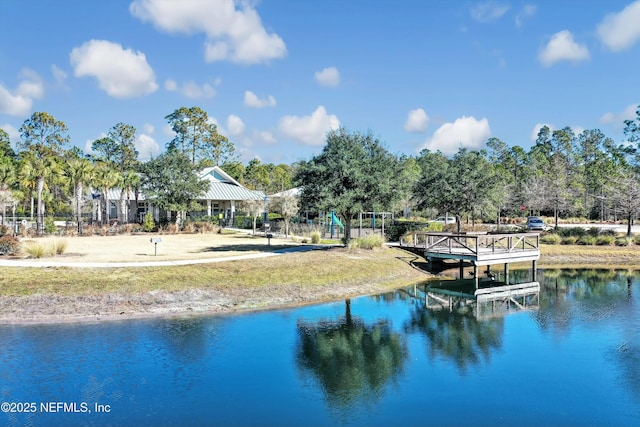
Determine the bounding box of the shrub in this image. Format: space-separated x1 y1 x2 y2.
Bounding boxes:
633 234 640 245
349 235 385 250
596 235 615 246
577 235 597 245
0 224 10 236
23 241 48 258
561 236 578 245
310 230 321 244
142 212 155 232
44 217 57 234
0 236 20 255
615 237 631 246
540 234 561 245
53 239 68 255
557 227 586 238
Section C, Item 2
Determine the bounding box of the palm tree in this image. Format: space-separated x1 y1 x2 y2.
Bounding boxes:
21 152 60 234
17 158 37 220
65 157 94 233
118 170 140 223
92 163 121 225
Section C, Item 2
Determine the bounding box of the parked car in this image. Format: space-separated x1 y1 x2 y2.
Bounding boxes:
526 216 546 231
433 216 456 225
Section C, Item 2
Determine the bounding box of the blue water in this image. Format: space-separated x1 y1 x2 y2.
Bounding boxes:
1 269 639 427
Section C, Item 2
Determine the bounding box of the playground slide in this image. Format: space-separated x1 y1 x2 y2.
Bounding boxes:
330 212 344 229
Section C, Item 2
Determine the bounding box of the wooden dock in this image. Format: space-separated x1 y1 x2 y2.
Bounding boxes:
398 232 540 287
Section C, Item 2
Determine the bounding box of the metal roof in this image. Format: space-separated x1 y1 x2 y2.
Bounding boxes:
88 166 264 202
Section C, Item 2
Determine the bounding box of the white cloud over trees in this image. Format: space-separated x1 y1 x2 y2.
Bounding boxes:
420 116 491 155
278 106 340 146
70 39 158 98
129 0 286 65
404 108 429 133
597 0 640 52
538 30 590 67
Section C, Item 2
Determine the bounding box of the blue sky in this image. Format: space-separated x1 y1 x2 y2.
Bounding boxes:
1 0 639 164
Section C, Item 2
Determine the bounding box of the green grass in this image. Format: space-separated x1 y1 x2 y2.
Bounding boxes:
0 247 428 297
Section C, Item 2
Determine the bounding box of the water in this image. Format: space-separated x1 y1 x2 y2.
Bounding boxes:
1 269 639 427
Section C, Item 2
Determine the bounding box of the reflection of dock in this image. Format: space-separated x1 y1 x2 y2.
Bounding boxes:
405 280 540 319
399 232 540 287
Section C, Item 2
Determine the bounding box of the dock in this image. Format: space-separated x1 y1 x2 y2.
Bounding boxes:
399 232 540 287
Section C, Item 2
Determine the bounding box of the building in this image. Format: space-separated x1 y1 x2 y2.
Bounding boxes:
90 166 264 225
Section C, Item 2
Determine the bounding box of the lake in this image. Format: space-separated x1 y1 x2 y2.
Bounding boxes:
1 268 639 427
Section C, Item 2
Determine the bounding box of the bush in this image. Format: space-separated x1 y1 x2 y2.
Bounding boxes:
633 235 640 245
557 227 586 238
44 217 57 234
310 230 321 244
561 236 578 245
0 236 20 255
0 224 10 236
53 239 68 255
540 234 561 245
577 235 597 245
142 212 156 232
615 237 631 246
348 235 385 250
23 241 49 258
596 235 615 246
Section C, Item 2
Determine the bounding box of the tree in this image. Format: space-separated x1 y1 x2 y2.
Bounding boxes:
17 112 69 234
93 162 121 224
165 106 234 166
0 128 16 161
65 157 94 233
271 193 299 236
244 158 270 191
91 123 139 172
414 148 500 232
141 148 208 225
240 198 265 235
295 128 403 242
118 170 141 223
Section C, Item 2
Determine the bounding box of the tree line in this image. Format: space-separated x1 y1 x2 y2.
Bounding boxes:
1 105 639 238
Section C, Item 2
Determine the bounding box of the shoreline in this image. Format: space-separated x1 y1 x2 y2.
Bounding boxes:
2 237 639 325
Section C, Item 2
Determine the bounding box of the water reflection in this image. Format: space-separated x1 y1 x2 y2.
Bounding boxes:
405 303 503 373
296 299 407 412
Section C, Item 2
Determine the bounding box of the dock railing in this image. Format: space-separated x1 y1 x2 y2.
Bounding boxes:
400 232 540 258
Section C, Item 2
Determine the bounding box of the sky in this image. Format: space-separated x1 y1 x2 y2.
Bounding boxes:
1 0 639 165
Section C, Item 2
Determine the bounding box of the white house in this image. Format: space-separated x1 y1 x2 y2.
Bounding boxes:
90 166 264 225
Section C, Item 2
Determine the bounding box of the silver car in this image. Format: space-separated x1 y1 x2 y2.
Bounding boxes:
526 216 546 231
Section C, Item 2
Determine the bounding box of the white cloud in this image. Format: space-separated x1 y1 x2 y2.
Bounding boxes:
70 39 158 98
136 133 161 160
0 68 44 116
129 0 286 65
51 64 68 87
420 116 491 155
314 67 340 87
244 90 276 108
538 30 590 67
255 130 276 145
227 114 245 137
84 132 107 156
278 106 341 146
597 1 640 52
164 79 178 91
600 104 638 128
162 123 176 138
530 123 556 142
470 1 510 23
515 4 536 27
143 123 155 134
165 79 215 98
404 108 429 133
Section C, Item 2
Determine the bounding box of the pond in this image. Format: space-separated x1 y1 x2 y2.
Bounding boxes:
1 268 639 427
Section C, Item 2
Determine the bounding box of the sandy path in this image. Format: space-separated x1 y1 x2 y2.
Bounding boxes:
14 231 299 264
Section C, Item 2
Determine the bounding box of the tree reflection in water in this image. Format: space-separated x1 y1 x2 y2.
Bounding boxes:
296 299 407 413
405 303 503 374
